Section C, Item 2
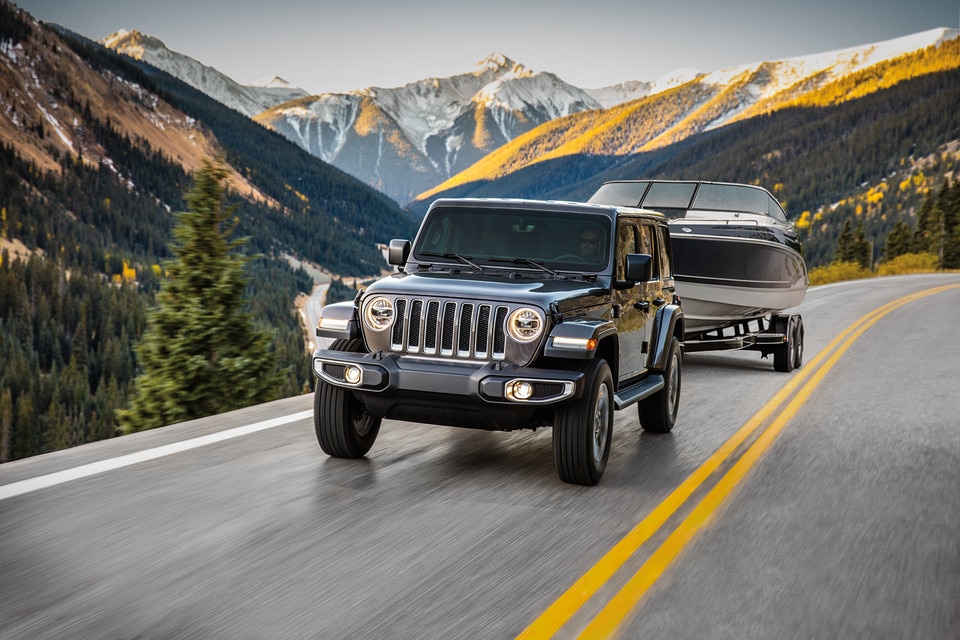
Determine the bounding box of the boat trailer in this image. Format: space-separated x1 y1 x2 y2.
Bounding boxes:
681 313 804 372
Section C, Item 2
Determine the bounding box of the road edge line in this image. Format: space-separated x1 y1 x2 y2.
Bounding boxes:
0 410 314 501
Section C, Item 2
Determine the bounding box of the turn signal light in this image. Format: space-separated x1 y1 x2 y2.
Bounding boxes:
551 336 598 351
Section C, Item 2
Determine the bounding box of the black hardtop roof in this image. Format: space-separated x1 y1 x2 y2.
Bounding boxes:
428 197 665 220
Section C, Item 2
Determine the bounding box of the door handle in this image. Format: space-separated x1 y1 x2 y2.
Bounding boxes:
653 297 666 307
634 300 650 311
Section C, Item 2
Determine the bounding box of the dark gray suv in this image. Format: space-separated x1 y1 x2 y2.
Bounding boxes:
312 198 684 485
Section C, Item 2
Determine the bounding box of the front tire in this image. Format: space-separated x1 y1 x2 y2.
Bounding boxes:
553 359 614 486
314 338 381 458
638 336 682 433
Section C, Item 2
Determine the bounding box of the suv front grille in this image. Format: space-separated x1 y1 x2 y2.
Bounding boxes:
388 298 510 361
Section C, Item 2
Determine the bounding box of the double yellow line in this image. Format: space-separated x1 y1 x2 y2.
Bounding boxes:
517 284 960 640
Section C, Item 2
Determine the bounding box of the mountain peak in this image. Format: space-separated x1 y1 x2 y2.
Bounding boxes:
100 29 167 57
247 75 295 88
476 52 531 78
101 29 309 117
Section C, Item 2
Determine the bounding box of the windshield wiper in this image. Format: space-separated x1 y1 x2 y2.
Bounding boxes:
419 251 485 271
488 257 557 275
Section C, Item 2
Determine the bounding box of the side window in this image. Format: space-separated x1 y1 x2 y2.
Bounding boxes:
657 226 672 279
615 222 638 280
638 223 658 281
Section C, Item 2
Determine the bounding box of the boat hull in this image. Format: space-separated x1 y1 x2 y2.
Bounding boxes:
669 225 807 333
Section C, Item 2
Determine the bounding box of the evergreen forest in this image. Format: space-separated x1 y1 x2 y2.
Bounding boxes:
0 19 417 462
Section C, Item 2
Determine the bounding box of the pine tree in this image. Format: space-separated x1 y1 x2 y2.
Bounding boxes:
941 179 960 268
913 191 944 257
43 397 71 453
883 220 913 261
852 222 872 269
120 162 282 431
0 388 12 463
836 219 857 263
13 394 36 459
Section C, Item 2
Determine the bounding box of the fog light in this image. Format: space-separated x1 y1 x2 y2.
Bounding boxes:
509 380 534 400
344 365 362 385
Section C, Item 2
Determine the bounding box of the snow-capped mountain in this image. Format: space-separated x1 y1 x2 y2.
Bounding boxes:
253 53 600 203
689 28 960 132
583 69 706 109
244 75 311 110
99 27 960 206
100 30 308 117
584 80 654 109
419 27 960 202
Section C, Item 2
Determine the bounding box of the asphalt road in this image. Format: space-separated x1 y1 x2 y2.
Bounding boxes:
2 274 959 640
300 280 331 353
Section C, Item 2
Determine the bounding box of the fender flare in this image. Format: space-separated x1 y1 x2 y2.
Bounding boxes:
648 304 684 371
315 300 362 341
543 317 618 361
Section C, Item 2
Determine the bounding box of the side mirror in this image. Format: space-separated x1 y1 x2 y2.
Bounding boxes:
625 253 653 283
388 239 411 266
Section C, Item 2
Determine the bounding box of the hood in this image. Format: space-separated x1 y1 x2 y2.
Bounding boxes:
365 270 608 309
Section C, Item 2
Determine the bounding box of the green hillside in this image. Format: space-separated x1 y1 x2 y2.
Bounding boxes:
0 14 418 462
59 28 418 274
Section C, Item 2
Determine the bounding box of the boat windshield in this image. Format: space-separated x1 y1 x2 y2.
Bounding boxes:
414 206 612 272
590 180 788 223
643 182 698 209
588 181 649 207
691 183 788 222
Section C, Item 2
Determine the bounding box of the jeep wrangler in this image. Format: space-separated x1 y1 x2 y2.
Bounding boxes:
312 198 684 485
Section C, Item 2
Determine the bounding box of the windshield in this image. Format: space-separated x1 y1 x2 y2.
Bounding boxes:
691 183 788 222
415 206 612 272
592 181 788 223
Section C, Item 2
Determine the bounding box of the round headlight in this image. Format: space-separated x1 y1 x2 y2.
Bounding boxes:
507 307 544 343
364 297 395 331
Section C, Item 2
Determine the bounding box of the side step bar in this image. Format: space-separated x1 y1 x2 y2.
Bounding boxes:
614 374 665 410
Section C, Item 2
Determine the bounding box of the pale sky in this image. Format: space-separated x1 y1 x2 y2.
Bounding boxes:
13 0 960 94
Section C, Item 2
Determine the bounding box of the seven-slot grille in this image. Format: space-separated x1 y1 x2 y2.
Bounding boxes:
389 298 510 360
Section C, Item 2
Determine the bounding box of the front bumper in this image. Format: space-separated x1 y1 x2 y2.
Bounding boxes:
312 349 583 406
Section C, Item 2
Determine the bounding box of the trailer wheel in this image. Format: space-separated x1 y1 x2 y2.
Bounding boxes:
553 359 613 486
639 336 682 433
314 338 381 458
773 315 797 372
793 317 804 368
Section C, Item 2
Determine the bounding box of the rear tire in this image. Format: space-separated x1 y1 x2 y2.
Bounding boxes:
553 359 613 486
773 315 797 372
638 336 682 433
314 338 381 458
793 317 804 368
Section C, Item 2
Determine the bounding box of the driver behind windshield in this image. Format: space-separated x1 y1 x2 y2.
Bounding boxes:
578 226 603 260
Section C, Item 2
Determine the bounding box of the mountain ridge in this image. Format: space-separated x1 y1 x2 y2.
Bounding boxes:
406 43 960 270
101 29 309 117
417 27 960 203
252 53 602 203
2 7 416 278
100 25 959 207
